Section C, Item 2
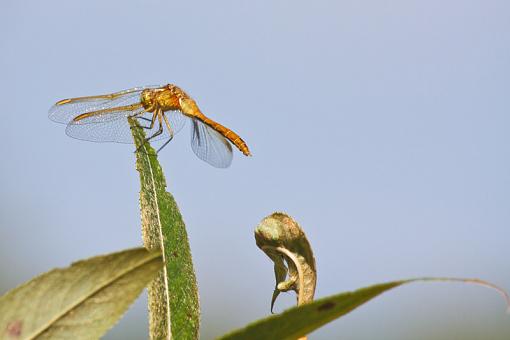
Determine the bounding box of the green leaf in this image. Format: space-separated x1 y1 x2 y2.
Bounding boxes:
0 247 162 340
255 212 317 312
130 118 200 340
218 277 510 340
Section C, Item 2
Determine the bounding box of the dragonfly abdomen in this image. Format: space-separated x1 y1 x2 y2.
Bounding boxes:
200 116 251 156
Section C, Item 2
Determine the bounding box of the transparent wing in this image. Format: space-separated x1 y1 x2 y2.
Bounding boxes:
48 85 162 124
190 119 233 168
65 108 188 144
163 110 188 136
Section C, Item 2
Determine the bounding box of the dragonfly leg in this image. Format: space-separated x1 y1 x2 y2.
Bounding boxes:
157 136 173 153
134 110 157 129
131 110 157 130
145 111 164 142
133 117 153 129
157 113 175 153
134 110 162 153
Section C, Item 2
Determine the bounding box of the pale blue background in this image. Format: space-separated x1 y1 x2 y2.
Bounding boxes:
1 1 509 339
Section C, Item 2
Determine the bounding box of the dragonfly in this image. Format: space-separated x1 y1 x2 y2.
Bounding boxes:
49 84 251 168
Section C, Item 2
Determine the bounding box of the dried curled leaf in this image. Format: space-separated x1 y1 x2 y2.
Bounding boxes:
0 248 162 340
255 212 317 312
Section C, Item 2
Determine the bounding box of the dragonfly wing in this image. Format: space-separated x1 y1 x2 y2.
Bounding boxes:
190 119 233 168
165 110 188 135
49 85 162 124
66 108 177 144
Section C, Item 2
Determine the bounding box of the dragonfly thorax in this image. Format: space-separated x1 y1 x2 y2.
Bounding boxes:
140 85 187 113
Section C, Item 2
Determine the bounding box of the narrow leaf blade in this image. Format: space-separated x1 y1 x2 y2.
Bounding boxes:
218 278 509 340
130 118 200 340
0 248 162 340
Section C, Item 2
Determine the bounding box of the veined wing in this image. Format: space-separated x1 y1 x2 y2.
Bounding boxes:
48 85 162 124
190 119 233 168
66 108 188 144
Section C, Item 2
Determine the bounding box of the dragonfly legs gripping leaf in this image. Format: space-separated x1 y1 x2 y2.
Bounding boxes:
135 116 153 129
133 109 158 153
133 109 174 154
156 113 175 153
131 109 155 130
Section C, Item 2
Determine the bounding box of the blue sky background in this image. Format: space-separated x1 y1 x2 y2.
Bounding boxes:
1 1 509 339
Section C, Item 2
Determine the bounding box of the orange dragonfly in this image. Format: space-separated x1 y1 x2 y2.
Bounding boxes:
49 84 251 168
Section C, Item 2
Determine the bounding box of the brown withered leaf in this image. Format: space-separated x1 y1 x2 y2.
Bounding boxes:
255 212 317 312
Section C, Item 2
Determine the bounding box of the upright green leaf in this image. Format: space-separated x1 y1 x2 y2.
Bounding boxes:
0 248 162 340
130 118 200 340
218 277 509 340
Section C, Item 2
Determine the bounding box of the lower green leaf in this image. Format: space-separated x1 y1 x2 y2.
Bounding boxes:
0 247 162 340
218 278 509 340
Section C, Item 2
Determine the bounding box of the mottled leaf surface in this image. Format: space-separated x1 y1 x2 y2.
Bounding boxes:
130 118 200 340
0 248 162 340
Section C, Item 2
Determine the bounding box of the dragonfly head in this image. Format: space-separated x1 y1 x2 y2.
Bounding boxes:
140 89 157 111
